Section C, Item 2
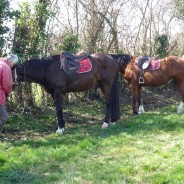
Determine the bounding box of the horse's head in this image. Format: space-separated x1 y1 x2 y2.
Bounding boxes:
11 63 25 86
12 62 35 84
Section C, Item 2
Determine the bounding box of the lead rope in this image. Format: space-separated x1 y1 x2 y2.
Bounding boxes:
21 65 27 114
16 54 27 114
13 68 18 85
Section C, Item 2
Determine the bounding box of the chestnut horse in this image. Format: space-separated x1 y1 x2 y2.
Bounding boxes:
13 53 120 134
111 54 184 114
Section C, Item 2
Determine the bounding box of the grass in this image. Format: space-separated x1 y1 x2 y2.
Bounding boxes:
1 101 184 183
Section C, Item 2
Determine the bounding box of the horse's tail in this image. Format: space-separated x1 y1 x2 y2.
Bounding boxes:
110 72 120 122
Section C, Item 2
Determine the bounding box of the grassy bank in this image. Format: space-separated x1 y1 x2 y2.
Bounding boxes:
1 102 184 184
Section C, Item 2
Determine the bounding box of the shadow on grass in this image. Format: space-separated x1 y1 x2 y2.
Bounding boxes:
0 169 43 184
1 105 184 184
2 113 184 147
1 103 184 145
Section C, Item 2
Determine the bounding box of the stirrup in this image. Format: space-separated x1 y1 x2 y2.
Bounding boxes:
139 77 144 84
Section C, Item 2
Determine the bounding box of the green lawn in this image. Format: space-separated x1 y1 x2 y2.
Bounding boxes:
1 102 184 184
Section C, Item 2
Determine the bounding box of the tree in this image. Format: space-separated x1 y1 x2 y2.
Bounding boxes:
155 34 169 58
57 33 81 53
173 0 184 21
0 0 18 55
11 0 54 107
12 0 52 57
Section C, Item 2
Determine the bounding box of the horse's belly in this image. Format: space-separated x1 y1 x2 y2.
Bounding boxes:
68 78 97 92
144 72 171 86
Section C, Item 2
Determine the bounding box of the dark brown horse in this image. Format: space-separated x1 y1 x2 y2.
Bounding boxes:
111 54 184 114
13 53 120 134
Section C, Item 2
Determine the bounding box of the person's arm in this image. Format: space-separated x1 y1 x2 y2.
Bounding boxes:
2 65 13 96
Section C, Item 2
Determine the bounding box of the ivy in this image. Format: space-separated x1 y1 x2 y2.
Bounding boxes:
0 0 19 55
57 33 81 54
12 0 54 58
155 34 169 58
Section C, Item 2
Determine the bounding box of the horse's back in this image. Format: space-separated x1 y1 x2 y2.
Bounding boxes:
165 56 184 66
91 53 119 72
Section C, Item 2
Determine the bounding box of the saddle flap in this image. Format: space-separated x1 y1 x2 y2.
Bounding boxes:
67 59 80 71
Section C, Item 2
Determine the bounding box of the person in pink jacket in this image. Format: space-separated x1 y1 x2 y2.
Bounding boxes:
0 54 18 133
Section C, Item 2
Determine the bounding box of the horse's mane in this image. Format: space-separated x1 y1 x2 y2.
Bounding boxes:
23 55 60 71
110 54 132 65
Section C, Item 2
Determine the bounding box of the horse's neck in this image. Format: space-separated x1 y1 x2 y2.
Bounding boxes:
21 64 45 84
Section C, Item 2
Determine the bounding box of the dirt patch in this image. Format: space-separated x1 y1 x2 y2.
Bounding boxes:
121 84 181 112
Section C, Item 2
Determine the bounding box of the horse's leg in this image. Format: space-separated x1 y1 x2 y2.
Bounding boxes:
138 86 145 114
53 91 65 134
110 73 120 124
102 101 111 128
176 83 184 114
100 82 112 129
129 83 139 114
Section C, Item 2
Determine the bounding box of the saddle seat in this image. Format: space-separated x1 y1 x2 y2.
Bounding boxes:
137 55 152 70
137 55 159 84
63 51 89 61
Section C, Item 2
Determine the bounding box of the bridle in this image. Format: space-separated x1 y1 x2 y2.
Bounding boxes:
13 64 27 84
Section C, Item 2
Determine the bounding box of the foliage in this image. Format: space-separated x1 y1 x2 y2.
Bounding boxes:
173 0 184 21
1 102 184 183
57 33 81 53
11 0 55 108
12 0 53 58
0 0 19 55
155 34 169 58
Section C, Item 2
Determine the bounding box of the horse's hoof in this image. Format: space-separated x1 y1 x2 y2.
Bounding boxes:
138 111 144 115
110 122 116 125
177 102 183 114
102 122 108 128
177 110 183 114
138 105 145 114
56 127 64 134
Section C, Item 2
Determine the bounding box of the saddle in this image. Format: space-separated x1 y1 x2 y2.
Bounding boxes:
60 51 89 74
136 55 159 84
